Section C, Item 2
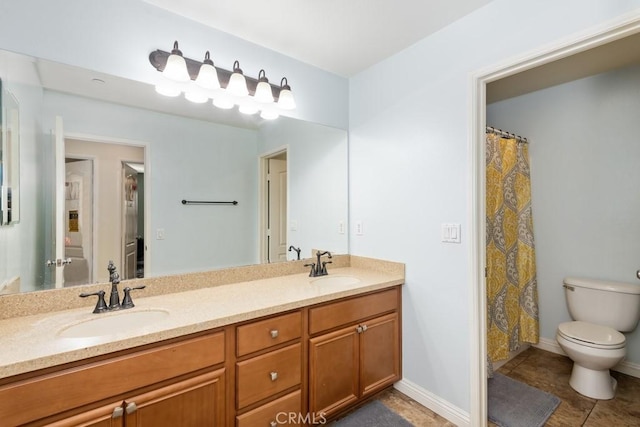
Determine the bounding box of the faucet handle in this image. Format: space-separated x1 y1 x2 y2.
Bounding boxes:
121 285 146 309
321 260 332 275
80 290 108 313
304 263 316 277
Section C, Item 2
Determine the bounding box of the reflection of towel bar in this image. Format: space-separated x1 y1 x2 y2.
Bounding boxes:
181 199 238 206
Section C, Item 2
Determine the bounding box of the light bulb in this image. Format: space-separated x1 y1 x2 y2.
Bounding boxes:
184 89 208 103
254 69 274 103
260 109 279 120
155 80 181 97
227 60 249 97
162 41 191 82
277 78 296 110
195 51 220 90
213 96 234 110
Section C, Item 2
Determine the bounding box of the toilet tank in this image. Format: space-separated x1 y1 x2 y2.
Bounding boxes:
564 277 640 332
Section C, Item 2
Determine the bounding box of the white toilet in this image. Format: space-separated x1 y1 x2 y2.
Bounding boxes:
556 276 640 400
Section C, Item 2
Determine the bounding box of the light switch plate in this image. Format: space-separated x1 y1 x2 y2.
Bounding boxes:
441 223 461 243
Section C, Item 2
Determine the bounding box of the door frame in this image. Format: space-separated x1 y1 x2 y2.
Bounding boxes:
65 132 151 279
468 12 640 427
258 145 289 264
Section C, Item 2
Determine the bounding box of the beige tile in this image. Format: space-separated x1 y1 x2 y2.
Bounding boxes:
376 388 456 427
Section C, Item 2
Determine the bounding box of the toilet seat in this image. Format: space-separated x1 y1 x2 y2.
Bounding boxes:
557 321 625 349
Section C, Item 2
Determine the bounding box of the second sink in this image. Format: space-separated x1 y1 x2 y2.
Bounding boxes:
57 309 170 339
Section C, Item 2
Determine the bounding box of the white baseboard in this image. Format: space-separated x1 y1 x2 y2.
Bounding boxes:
534 337 640 379
394 379 470 427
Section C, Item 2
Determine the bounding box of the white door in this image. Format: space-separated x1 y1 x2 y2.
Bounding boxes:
122 163 138 280
268 158 287 263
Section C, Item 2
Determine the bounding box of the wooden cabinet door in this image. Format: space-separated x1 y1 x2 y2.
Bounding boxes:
124 368 225 427
308 325 359 418
360 313 400 398
43 402 125 427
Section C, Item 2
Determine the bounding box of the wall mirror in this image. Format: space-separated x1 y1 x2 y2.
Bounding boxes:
0 48 348 295
0 81 20 226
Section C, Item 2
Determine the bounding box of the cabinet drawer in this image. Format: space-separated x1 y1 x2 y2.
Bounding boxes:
236 343 301 409
0 331 225 427
236 390 301 427
309 288 398 335
237 311 302 357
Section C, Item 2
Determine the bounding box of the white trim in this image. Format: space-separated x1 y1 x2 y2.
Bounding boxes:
470 10 640 427
394 379 470 427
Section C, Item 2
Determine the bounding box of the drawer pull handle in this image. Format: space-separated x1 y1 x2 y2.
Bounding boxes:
270 329 279 339
125 402 137 414
112 406 124 419
270 371 278 381
270 421 277 427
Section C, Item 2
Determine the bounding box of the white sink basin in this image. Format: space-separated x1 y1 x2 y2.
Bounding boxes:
57 309 170 339
310 275 361 286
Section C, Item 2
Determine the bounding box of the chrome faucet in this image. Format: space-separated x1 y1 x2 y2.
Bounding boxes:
305 250 332 277
80 261 146 313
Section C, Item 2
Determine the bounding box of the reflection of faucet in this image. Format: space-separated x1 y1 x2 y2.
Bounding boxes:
305 251 332 277
288 245 301 260
80 261 146 313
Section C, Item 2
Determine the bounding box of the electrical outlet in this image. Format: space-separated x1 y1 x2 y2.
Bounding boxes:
355 221 364 236
338 221 345 234
156 228 165 240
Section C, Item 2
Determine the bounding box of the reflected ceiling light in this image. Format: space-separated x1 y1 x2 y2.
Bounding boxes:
227 60 249 97
184 90 208 103
254 70 274 104
260 109 279 120
149 42 296 118
162 41 190 82
239 99 259 115
195 51 220 90
213 96 234 110
155 81 181 97
277 78 296 110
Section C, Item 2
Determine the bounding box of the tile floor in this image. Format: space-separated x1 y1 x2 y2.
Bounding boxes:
376 347 640 426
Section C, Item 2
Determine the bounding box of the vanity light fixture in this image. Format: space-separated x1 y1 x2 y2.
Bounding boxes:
227 60 249 97
149 41 295 119
194 51 220 90
277 78 296 110
254 70 275 103
162 41 191 82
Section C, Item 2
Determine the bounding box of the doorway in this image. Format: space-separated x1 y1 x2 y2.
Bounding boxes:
470 15 640 427
259 148 288 264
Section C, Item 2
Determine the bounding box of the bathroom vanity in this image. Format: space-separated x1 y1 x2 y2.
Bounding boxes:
0 256 403 426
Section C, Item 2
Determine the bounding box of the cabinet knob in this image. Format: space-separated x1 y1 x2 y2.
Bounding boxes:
270 421 277 427
125 402 137 414
361 324 368 332
112 406 124 419
270 371 278 381
356 325 363 333
270 329 279 339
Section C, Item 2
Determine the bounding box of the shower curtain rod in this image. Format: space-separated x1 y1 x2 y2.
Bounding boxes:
486 126 528 144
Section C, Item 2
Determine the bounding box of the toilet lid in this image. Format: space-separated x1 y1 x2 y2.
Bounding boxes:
558 321 625 349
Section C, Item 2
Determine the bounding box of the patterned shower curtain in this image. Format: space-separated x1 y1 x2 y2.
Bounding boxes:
486 132 539 363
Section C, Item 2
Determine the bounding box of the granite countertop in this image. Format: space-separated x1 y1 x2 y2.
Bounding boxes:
0 266 403 379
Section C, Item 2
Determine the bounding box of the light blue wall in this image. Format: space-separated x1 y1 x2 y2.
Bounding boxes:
0 52 44 293
258 119 349 259
0 0 348 130
487 64 640 366
348 0 640 414
42 91 260 277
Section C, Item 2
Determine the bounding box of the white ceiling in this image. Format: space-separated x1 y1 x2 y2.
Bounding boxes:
141 0 495 77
